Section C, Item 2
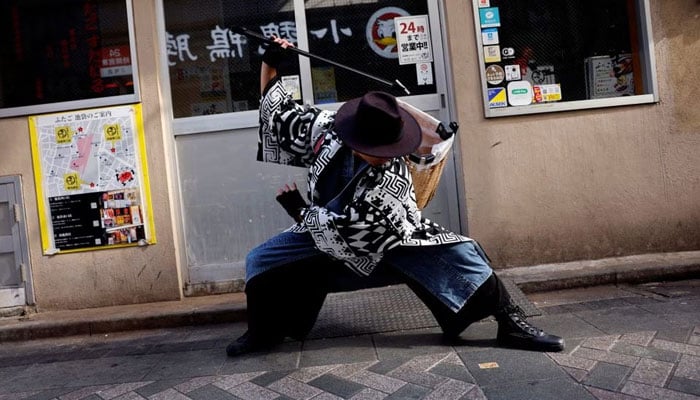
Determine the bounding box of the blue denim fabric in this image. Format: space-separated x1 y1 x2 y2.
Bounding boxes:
382 242 493 312
246 231 493 312
245 231 322 280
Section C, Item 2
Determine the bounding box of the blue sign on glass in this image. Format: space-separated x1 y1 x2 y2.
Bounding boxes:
487 87 507 108
479 7 501 28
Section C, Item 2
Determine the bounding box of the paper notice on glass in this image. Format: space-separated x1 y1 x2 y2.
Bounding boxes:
416 62 434 85
281 75 302 100
394 15 433 65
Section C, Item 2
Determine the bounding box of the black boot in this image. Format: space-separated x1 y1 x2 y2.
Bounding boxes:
226 272 284 357
226 256 330 357
226 330 283 357
496 305 565 352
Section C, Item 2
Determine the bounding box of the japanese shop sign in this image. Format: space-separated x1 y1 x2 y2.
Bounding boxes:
29 104 156 254
165 10 421 66
394 15 433 65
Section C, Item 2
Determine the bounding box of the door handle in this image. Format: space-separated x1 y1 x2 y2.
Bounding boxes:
14 203 22 223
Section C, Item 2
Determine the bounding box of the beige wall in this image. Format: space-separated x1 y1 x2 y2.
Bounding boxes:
0 1 181 310
445 0 700 268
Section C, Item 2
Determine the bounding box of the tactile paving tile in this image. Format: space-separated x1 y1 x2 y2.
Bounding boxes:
308 281 541 339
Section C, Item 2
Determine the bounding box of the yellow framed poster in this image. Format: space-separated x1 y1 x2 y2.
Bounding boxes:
29 104 156 254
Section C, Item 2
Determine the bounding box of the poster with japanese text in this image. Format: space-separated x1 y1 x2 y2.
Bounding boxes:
29 104 156 254
394 15 433 65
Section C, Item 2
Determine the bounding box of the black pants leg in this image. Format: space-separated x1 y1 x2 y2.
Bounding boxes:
245 255 331 342
394 268 512 338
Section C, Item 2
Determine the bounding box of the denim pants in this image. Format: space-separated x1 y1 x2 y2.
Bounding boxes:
246 231 493 312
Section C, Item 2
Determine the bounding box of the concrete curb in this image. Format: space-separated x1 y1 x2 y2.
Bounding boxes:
1 251 698 343
499 250 700 293
0 305 248 343
0 294 248 343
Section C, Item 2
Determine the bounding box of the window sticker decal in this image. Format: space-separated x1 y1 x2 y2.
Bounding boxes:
487 87 508 108
479 7 501 28
507 80 533 106
366 7 409 59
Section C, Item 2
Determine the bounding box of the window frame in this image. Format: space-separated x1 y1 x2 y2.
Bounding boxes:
472 0 659 118
0 0 141 119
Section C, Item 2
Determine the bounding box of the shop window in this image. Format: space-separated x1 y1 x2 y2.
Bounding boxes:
304 1 436 104
163 0 299 118
0 0 138 118
163 0 438 120
472 0 658 117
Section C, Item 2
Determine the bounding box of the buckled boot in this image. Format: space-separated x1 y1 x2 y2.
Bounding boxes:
496 305 565 352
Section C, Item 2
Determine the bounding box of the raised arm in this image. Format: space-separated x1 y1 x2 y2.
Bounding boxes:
260 36 294 95
257 37 333 167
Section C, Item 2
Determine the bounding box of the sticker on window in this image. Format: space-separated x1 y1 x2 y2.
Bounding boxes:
479 7 501 28
486 65 505 85
483 45 502 63
534 84 562 103
507 81 533 106
488 87 508 108
505 65 521 81
481 28 499 45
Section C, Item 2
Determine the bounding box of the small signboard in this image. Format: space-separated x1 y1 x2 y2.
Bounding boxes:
100 45 133 78
394 15 433 65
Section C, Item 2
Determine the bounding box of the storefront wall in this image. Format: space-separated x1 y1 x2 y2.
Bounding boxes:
0 1 181 311
444 0 700 267
0 0 698 311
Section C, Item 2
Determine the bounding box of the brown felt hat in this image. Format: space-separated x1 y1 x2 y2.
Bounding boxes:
335 91 421 158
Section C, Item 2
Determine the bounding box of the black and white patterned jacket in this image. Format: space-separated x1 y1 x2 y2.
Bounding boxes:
258 78 471 276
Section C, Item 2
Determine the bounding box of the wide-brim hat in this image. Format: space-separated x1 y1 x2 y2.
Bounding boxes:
335 91 421 158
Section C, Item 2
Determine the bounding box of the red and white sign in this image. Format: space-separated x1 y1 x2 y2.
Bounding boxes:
394 15 433 65
100 45 132 77
366 7 409 59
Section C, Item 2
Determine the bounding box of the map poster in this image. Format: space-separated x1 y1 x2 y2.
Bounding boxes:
29 104 156 254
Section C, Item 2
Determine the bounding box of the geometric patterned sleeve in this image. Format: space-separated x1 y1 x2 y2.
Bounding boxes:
257 78 334 167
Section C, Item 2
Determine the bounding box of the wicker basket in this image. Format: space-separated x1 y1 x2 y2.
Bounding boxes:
409 155 449 210
398 100 455 210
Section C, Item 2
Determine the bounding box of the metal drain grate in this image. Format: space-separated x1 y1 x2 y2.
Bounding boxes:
308 285 437 339
308 280 541 339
